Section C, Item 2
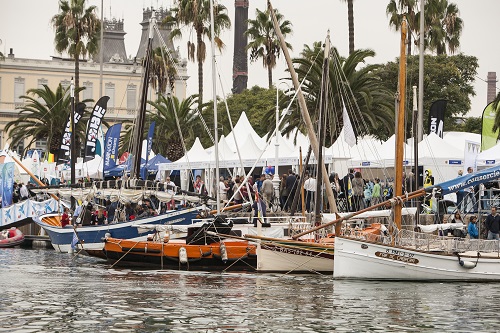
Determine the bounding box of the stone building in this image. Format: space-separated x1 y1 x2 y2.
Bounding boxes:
0 7 187 157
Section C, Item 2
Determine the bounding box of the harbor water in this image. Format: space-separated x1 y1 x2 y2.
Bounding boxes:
1 247 499 332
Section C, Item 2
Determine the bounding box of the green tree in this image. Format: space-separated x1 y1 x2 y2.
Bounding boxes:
275 43 394 144
245 8 293 89
490 92 500 138
52 0 100 105
343 0 355 55
200 86 277 147
386 0 418 54
4 84 91 157
147 94 200 161
455 116 481 134
150 46 178 95
377 54 478 136
425 0 463 55
165 0 231 110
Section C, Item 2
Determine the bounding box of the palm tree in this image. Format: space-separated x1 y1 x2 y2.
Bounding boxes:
491 92 500 139
4 84 91 157
245 8 293 89
150 46 178 95
266 43 394 145
341 0 355 55
386 0 418 54
425 0 463 55
126 94 199 162
52 0 100 104
164 0 231 110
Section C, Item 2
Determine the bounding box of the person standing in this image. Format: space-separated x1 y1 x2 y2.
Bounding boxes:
485 206 500 240
463 167 477 213
61 207 71 228
219 176 229 201
285 169 296 211
193 175 207 195
351 171 365 211
164 176 176 210
226 176 234 201
341 169 355 211
20 183 29 201
468 216 479 239
261 175 274 208
303 172 316 213
456 169 465 211
371 178 382 208
232 177 243 204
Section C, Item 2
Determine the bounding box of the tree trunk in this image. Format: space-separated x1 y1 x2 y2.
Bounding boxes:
348 0 354 55
197 30 203 111
268 65 273 89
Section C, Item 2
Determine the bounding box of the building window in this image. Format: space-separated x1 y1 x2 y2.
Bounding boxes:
105 82 115 108
60 79 71 90
37 78 48 103
83 81 93 106
13 140 24 156
14 77 25 106
35 138 47 151
127 84 137 110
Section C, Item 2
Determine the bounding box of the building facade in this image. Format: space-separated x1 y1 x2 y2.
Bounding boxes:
0 7 188 157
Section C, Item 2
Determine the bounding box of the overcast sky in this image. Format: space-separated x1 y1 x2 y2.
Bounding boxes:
1 0 498 118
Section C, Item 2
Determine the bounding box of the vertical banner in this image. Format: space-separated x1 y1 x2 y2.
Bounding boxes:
2 162 14 207
342 104 356 147
141 121 155 180
84 96 110 161
103 123 122 171
30 150 41 184
428 99 447 138
58 102 86 163
481 102 499 151
464 140 480 172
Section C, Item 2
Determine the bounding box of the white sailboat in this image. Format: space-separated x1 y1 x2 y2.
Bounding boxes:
333 18 500 281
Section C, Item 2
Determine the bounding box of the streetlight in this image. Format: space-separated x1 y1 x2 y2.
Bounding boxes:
273 80 291 197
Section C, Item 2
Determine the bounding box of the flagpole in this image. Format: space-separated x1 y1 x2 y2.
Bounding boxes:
70 77 76 209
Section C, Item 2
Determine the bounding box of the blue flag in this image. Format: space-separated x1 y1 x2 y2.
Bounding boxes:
2 162 14 206
103 123 122 171
71 231 79 250
141 121 155 180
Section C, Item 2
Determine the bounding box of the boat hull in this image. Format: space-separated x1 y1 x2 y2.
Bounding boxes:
334 236 500 281
257 242 334 273
97 237 257 271
35 208 200 253
0 228 25 248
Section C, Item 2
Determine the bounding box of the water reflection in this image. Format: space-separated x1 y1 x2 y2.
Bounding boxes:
0 248 498 332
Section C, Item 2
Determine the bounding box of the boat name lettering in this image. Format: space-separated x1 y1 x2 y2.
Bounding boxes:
164 218 185 225
278 247 315 257
376 251 419 264
385 249 414 257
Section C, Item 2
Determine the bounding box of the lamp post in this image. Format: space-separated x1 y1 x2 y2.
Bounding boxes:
273 81 290 197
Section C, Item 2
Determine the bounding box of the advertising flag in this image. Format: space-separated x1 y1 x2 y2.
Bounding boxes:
428 99 447 138
481 102 499 151
57 102 86 163
103 123 122 171
342 104 356 147
140 121 155 180
2 162 14 207
84 96 110 161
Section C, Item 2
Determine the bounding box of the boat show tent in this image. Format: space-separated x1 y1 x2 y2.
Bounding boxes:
158 137 211 171
224 112 266 150
476 142 500 166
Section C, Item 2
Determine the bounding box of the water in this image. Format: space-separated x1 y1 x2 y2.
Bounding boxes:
0 248 498 332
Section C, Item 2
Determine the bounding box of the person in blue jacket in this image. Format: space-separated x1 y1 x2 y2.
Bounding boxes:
468 215 479 239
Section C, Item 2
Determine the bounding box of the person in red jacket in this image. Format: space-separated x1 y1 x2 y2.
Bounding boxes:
61 207 71 228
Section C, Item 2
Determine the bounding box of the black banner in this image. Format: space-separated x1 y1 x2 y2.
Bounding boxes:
428 99 447 138
84 96 109 161
57 102 86 163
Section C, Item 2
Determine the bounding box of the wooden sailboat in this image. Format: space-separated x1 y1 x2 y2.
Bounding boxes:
333 18 500 281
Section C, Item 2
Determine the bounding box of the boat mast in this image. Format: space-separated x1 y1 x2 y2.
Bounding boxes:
314 32 331 228
267 1 338 222
394 18 407 230
132 12 155 179
70 77 76 208
210 0 220 213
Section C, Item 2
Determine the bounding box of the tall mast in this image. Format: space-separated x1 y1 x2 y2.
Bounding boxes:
210 0 220 213
132 12 155 179
267 1 338 222
418 0 425 141
394 18 407 230
314 32 330 228
70 77 75 188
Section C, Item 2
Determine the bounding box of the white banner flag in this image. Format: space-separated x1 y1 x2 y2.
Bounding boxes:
343 105 356 147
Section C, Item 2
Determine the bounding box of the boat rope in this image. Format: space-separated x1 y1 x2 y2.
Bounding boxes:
110 240 141 268
221 246 256 273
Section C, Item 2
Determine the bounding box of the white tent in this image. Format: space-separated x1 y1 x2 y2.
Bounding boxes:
225 112 266 150
159 137 211 171
476 142 500 166
260 133 298 165
443 131 481 153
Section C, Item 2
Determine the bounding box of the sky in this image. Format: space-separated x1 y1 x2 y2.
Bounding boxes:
1 0 499 118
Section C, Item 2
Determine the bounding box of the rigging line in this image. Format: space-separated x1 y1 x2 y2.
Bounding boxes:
330 51 385 173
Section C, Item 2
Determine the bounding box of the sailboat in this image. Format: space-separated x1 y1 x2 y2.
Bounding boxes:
333 19 500 281
34 13 203 253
